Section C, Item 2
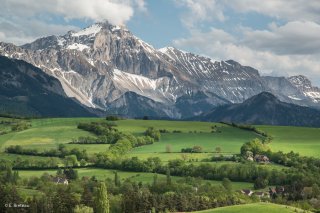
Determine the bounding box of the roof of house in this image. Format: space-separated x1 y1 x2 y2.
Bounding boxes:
255 192 265 196
241 189 253 195
53 177 68 183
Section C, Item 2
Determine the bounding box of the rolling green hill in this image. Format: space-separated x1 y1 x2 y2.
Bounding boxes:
257 125 320 157
193 203 306 213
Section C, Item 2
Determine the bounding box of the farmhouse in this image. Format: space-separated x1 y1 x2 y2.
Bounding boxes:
53 177 69 185
240 189 254 196
254 191 269 198
254 155 270 163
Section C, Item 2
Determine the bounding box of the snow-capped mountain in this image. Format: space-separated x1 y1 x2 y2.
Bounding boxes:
0 21 320 118
288 75 320 103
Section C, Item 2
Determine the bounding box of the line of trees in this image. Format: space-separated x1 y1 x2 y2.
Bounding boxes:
181 146 203 153
5 144 88 161
222 122 273 143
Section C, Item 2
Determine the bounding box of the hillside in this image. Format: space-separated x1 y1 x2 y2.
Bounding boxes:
194 203 306 213
0 56 95 117
198 92 320 127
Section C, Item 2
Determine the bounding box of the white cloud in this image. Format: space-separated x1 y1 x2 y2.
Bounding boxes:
2 0 144 25
173 28 320 85
174 0 225 29
242 21 320 55
0 0 146 45
173 0 320 85
227 0 320 22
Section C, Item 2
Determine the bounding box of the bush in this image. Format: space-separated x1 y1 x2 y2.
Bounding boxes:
144 127 161 141
181 146 203 153
106 115 121 121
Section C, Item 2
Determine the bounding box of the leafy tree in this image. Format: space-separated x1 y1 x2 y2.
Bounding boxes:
114 171 120 186
192 145 203 153
166 144 172 153
254 177 269 189
241 138 270 156
215 146 222 153
74 205 94 213
145 127 161 141
222 178 232 192
105 115 120 121
81 186 94 207
166 168 171 185
153 173 158 187
64 168 78 180
94 182 110 213
64 155 79 167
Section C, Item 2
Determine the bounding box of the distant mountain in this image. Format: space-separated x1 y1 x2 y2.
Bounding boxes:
0 56 95 117
105 91 178 119
198 92 320 127
0 21 320 118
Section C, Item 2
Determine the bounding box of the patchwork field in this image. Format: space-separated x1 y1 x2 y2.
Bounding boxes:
1 117 319 212
17 168 253 190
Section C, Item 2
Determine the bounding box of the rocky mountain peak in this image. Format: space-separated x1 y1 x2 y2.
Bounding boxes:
1 22 320 118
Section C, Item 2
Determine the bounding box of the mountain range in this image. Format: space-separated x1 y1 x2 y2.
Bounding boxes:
0 21 320 124
0 56 95 117
198 92 320 127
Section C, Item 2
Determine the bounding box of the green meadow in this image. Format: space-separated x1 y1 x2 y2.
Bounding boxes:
0 117 318 185
17 168 253 190
257 125 320 157
193 203 307 213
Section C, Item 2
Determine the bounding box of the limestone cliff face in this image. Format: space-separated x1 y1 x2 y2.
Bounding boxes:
0 21 319 118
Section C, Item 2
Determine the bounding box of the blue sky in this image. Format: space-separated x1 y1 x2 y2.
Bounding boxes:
0 0 320 85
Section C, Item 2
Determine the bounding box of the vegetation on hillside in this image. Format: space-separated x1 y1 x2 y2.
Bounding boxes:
1 118 320 212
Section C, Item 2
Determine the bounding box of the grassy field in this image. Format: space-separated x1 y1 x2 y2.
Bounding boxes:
17 168 253 190
117 119 262 155
0 118 261 161
193 203 306 213
257 126 320 157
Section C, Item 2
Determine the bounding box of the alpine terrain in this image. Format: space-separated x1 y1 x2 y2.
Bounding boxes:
197 92 320 127
0 21 320 118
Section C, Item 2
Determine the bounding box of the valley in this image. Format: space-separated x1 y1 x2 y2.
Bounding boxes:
1 116 320 212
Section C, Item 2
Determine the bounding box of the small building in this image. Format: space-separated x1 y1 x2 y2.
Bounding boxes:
241 189 254 196
254 191 269 198
269 187 277 198
53 177 69 185
247 156 254 161
276 186 285 194
254 155 270 163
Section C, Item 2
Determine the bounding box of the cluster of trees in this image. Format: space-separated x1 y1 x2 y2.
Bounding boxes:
75 122 159 151
10 157 60 169
1 162 256 213
106 115 122 121
11 121 31 132
181 146 203 153
70 133 121 144
241 138 270 156
78 121 117 135
5 144 88 161
145 127 161 141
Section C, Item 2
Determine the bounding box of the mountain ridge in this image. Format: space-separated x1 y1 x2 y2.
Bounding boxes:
197 92 320 127
0 55 96 117
0 20 320 118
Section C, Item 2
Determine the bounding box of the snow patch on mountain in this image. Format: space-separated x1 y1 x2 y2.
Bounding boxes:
67 43 90 51
113 69 174 103
72 24 102 37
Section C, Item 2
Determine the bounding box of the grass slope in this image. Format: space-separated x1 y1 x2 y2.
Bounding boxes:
194 203 306 213
17 168 253 190
257 125 320 157
0 118 261 161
